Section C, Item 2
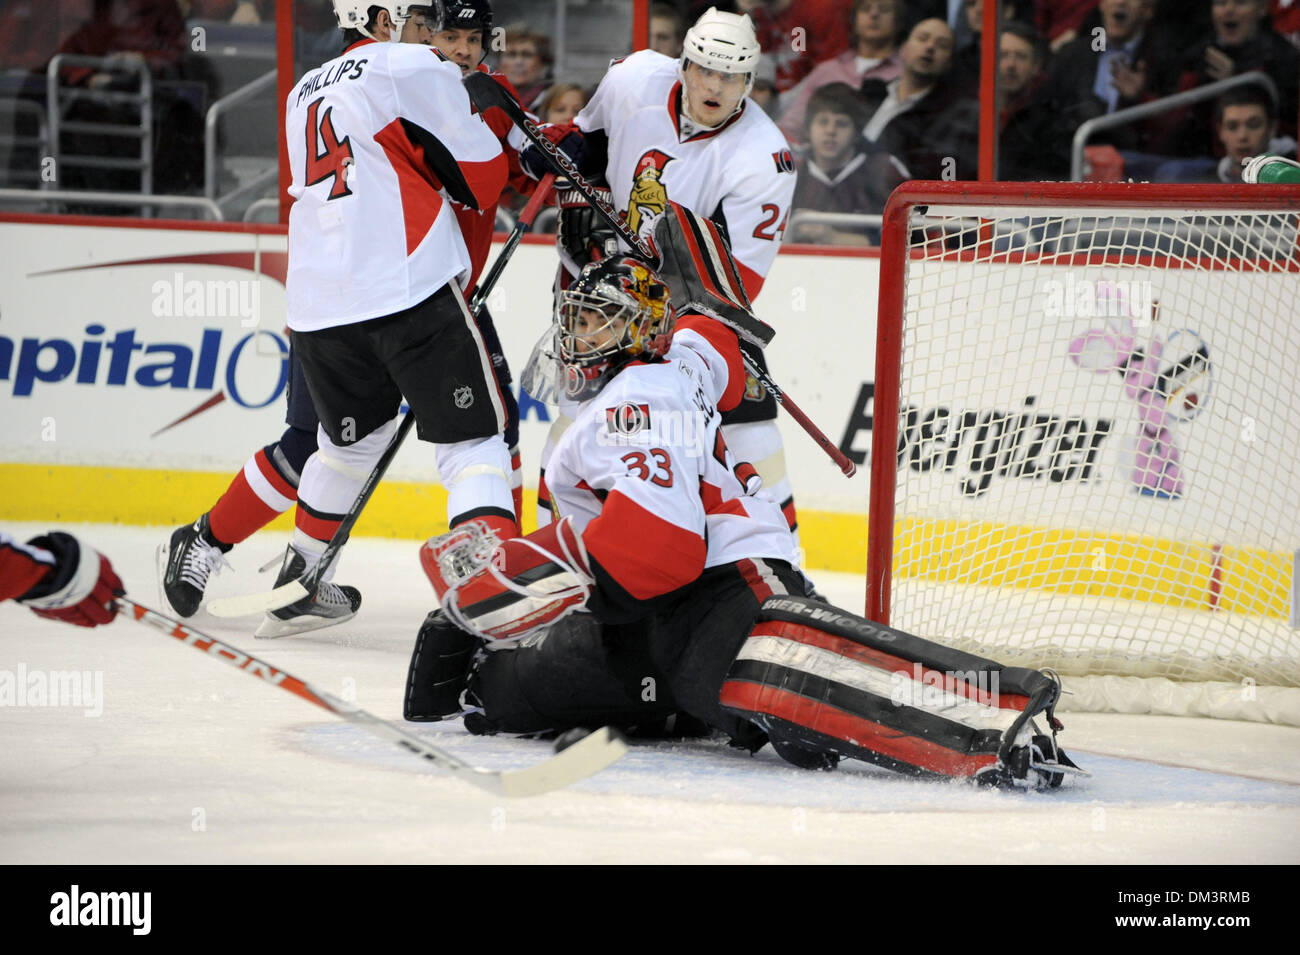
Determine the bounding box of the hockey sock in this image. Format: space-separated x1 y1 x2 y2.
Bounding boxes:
208 443 300 546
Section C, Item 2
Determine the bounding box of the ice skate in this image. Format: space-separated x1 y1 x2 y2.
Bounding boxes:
157 513 232 618
254 544 361 639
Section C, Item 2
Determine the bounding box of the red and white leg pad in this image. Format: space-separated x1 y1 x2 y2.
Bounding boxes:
720 595 1082 789
423 516 593 646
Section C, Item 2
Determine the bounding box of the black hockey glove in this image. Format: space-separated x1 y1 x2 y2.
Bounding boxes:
557 186 619 275
519 121 586 181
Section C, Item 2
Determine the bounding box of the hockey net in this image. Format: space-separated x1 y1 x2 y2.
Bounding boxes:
868 183 1300 724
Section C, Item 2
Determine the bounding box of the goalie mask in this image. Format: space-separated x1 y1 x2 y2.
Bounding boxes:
556 257 676 400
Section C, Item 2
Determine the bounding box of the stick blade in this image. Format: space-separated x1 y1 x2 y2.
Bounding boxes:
488 726 628 798
205 580 310 618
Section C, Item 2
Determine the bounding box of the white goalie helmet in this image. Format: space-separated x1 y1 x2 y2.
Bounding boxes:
332 0 434 41
680 6 760 97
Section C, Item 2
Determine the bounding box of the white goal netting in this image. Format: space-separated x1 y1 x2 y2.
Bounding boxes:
874 191 1300 722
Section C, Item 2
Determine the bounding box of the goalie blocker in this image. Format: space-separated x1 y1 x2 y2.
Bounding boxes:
723 596 1081 788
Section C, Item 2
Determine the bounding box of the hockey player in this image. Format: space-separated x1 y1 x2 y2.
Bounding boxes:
158 0 530 636
522 7 802 539
408 240 1077 789
2 529 123 628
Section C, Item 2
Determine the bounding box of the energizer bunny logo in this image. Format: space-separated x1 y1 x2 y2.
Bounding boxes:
1068 298 1213 500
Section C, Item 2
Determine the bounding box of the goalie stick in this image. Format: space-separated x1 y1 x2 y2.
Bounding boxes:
463 71 857 478
117 595 626 797
206 175 558 619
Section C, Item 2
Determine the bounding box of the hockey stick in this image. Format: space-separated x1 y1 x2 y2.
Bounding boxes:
117 595 626 797
464 71 857 477
207 177 558 619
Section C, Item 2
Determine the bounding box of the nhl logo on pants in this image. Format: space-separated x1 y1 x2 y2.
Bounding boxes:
453 386 474 409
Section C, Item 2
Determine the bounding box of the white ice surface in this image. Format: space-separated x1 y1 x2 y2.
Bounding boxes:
2 522 1298 864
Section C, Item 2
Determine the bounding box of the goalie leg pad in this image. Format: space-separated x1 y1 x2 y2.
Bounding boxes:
468 614 677 735
720 595 1078 788
404 610 482 722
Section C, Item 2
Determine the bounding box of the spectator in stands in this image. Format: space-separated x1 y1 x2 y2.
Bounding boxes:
750 77 781 118
791 82 906 245
777 0 904 146
735 0 856 93
998 20 1075 179
1040 0 1178 152
860 17 979 179
649 2 686 58
951 0 1022 87
537 83 587 126
498 23 553 111
55 0 187 88
1161 0 1300 153
1156 85 1295 180
1273 0 1300 47
1033 0 1100 52
0 1 83 73
186 0 268 21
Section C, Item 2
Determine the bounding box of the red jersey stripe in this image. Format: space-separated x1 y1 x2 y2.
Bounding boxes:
584 490 705 599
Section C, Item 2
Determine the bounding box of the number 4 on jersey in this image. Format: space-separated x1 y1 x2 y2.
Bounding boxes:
305 97 354 199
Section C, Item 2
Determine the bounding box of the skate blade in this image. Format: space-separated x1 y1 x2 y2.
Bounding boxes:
254 608 357 639
155 539 184 618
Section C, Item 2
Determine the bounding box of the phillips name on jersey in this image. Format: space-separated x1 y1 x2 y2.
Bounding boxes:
284 40 506 332
576 50 796 298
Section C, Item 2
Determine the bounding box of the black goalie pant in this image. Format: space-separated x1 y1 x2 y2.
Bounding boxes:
472 558 813 742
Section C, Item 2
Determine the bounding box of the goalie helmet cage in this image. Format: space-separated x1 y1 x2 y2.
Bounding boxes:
867 181 1300 725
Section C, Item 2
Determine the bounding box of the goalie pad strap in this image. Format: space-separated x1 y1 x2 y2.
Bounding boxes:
721 595 1063 780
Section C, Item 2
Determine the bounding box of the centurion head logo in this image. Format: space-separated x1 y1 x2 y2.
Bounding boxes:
627 149 675 239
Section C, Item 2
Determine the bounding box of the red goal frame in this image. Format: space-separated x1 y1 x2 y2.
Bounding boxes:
865 181 1300 625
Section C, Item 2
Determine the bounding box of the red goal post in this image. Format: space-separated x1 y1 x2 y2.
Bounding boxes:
867 182 1300 723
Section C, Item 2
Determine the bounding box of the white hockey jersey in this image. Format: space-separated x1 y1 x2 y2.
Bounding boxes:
285 39 507 331
576 50 797 298
545 316 799 601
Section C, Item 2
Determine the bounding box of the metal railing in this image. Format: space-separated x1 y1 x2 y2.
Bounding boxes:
0 98 49 189
243 197 279 222
205 69 276 203
47 54 153 195
0 187 223 220
1070 71 1280 181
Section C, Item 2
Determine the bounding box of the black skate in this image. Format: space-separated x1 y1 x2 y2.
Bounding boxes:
254 544 361 639
157 513 232 618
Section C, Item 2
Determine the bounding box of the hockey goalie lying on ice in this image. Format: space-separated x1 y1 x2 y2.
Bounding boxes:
408 214 1080 790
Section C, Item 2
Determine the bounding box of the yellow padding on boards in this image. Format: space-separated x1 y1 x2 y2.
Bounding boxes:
892 517 1290 619
0 463 456 537
0 464 876 572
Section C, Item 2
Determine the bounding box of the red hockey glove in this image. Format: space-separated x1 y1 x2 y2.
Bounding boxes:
19 532 124 628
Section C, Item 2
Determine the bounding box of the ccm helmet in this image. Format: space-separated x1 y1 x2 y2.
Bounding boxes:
680 6 760 99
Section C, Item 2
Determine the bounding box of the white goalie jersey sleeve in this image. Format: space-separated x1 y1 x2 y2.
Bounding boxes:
575 50 797 299
285 40 507 331
544 317 799 601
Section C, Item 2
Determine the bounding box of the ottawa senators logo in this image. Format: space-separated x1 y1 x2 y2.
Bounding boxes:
627 149 674 239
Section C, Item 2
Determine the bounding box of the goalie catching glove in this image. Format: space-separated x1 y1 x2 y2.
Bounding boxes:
421 516 593 645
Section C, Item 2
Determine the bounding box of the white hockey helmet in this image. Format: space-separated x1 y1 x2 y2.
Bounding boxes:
332 1 430 42
680 6 760 96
